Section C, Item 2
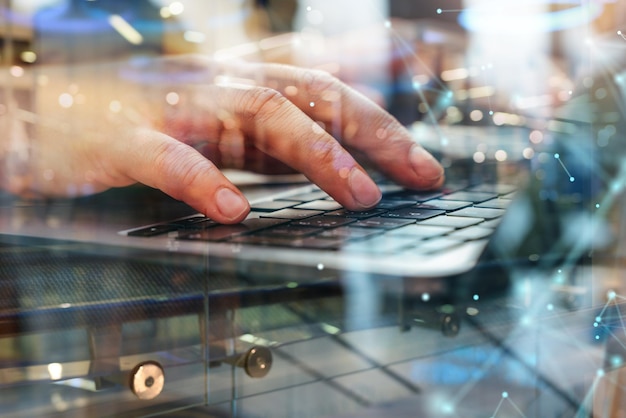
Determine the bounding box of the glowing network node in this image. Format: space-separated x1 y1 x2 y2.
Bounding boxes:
595 316 602 322
596 203 600 209
608 290 617 299
502 391 508 398
618 30 626 41
317 263 324 271
309 101 315 107
436 8 443 14
489 110 494 116
473 294 479 301
422 293 430 302
554 153 575 182
441 403 454 414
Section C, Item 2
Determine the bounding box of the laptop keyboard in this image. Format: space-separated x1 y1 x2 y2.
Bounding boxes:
128 182 516 256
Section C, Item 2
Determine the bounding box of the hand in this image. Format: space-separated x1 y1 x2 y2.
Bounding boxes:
1 56 444 223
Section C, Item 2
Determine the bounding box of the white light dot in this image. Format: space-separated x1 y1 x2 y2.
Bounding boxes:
168 2 184 16
522 147 534 160
309 101 315 107
166 92 180 105
20 50 37 63
317 263 324 270
436 8 443 14
494 150 508 162
48 363 63 380
608 290 617 300
473 152 486 164
109 100 122 113
421 293 430 302
10 65 24 78
469 109 483 122
529 130 543 144
58 93 74 108
473 294 479 301
160 7 172 18
502 391 509 398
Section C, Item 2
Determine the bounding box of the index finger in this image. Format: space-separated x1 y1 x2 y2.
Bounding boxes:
248 64 445 190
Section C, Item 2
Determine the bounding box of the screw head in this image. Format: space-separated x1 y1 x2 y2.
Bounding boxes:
130 361 164 400
243 346 273 378
441 314 460 337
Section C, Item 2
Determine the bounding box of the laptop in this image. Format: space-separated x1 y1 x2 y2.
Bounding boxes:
2 1 622 293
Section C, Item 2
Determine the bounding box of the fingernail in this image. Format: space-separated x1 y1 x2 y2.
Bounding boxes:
349 168 381 208
410 145 444 181
216 187 249 221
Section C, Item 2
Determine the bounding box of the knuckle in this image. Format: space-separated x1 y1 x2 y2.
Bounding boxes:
240 87 287 122
152 140 214 192
306 137 340 167
301 69 340 97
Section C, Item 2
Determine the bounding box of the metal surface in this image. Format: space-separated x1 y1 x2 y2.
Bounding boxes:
129 361 165 400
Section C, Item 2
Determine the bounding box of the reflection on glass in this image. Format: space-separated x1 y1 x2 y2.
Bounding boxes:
1 0 626 417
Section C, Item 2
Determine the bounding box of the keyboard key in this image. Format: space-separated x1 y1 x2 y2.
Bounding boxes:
475 198 510 209
342 235 418 254
448 226 494 240
317 226 382 240
448 207 506 220
375 199 415 210
260 208 324 219
417 199 472 211
293 215 356 228
281 190 330 202
418 215 484 228
440 191 498 203
351 217 415 229
468 184 517 195
256 225 322 237
128 216 219 237
385 190 442 202
480 219 502 228
251 200 297 212
383 207 445 220
178 218 288 241
324 208 387 219
293 200 343 211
